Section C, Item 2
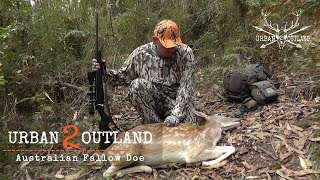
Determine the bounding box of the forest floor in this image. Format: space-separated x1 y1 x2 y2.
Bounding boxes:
13 72 320 180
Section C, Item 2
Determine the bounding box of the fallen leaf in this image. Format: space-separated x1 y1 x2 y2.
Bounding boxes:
283 0 292 6
286 145 305 155
192 175 199 180
299 157 308 169
293 138 306 150
280 165 294 175
304 158 313 168
283 129 291 136
25 169 32 180
275 141 283 152
286 123 305 136
20 161 32 170
269 128 279 133
210 173 223 180
279 152 292 162
261 155 268 160
249 124 262 129
65 169 84 180
73 111 78 121
199 168 212 176
308 137 320 141
274 135 286 141
292 169 320 177
245 176 260 179
276 169 292 180
242 161 257 170
266 172 271 180
227 134 236 144
255 132 269 140
231 164 243 172
286 123 293 131
44 92 54 103
153 168 158 179
91 165 103 170
54 168 64 179
310 125 320 130
113 114 122 118
265 114 273 120
291 125 304 131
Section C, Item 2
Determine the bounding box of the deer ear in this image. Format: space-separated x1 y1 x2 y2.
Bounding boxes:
193 110 208 118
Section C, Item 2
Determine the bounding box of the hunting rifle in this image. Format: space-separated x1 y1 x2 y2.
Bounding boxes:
87 11 119 149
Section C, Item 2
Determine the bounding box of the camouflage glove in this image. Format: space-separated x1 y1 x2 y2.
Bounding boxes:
164 115 180 127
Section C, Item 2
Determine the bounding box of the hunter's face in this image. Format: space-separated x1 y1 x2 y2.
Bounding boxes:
154 38 177 58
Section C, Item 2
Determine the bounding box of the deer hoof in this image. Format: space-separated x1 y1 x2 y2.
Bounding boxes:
202 160 219 166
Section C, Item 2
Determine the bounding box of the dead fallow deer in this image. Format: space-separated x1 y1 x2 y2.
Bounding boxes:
103 111 240 178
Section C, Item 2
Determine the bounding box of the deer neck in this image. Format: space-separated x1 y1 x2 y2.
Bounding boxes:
201 120 222 140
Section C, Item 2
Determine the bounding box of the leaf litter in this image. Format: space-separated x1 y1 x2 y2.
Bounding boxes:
15 74 320 179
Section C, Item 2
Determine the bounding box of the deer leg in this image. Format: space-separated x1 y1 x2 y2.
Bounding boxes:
116 165 153 177
185 149 223 163
103 165 123 178
103 152 139 178
202 146 235 166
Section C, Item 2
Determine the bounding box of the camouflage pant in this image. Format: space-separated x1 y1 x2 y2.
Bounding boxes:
128 78 196 124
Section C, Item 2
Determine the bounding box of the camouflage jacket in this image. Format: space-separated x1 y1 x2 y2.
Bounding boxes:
108 42 195 120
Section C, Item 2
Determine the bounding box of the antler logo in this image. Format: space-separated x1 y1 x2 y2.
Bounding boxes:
254 9 311 49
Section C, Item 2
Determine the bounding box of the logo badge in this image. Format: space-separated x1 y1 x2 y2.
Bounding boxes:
253 9 311 49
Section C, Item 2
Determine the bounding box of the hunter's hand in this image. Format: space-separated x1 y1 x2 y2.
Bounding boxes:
92 59 106 71
164 115 180 127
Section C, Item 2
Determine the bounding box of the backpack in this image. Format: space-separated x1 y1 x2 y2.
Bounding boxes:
251 81 278 104
223 64 273 102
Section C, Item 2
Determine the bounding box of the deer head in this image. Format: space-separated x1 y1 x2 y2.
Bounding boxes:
194 111 240 130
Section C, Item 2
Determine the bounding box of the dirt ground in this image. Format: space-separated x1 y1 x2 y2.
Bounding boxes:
14 73 320 180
